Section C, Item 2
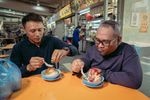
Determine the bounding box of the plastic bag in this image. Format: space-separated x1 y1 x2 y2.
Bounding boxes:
0 59 21 100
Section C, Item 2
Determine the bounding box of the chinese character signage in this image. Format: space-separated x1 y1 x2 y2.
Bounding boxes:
59 4 72 19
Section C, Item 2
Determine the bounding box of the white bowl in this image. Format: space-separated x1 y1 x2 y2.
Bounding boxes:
41 69 61 81
82 76 104 88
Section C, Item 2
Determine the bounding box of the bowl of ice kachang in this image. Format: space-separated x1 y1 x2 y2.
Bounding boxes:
41 68 61 81
82 68 104 87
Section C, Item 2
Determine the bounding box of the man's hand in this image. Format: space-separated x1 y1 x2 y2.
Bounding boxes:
27 57 44 71
71 59 84 73
51 49 69 63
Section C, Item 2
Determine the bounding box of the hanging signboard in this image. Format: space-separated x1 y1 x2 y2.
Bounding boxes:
59 4 72 19
79 0 101 10
71 0 101 11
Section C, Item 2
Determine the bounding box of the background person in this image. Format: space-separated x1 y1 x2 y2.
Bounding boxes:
10 13 78 77
72 26 81 50
71 20 143 89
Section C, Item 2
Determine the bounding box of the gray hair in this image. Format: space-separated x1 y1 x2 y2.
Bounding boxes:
99 20 121 37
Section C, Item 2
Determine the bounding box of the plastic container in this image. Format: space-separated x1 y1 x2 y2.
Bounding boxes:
0 59 21 100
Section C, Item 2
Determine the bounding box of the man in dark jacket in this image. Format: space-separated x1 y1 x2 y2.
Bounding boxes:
71 20 143 89
10 13 78 77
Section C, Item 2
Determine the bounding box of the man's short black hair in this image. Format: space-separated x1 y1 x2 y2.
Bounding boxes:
22 13 43 27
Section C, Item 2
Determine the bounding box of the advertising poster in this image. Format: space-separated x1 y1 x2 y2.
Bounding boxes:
139 13 149 32
131 12 139 27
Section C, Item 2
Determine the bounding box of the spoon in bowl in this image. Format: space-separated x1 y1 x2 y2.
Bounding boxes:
43 60 54 68
81 68 88 80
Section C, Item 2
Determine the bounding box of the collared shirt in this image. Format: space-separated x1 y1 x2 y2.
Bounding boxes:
10 36 77 77
80 42 143 89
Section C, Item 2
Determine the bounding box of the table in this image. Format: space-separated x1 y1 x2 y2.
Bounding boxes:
0 43 15 50
0 43 14 55
0 54 9 58
10 73 149 100
0 38 15 46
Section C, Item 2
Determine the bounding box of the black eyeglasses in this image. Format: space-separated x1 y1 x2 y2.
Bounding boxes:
94 37 116 47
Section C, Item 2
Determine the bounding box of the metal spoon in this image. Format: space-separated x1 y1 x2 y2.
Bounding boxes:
81 68 88 80
43 60 54 67
55 62 59 69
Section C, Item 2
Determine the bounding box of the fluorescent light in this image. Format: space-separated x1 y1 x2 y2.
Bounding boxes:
0 9 26 16
33 6 46 11
91 20 101 23
37 3 40 6
0 0 5 2
79 8 90 15
37 1 40 6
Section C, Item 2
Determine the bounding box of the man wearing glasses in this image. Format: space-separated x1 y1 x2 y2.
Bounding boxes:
71 20 142 89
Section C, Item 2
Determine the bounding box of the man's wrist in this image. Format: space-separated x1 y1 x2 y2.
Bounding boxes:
62 47 70 55
62 47 70 51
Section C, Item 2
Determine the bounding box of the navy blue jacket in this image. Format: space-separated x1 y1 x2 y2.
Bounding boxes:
10 36 77 77
73 28 80 42
80 42 143 89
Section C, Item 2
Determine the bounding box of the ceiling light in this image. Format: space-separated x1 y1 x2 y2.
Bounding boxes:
0 0 5 2
79 7 90 15
33 6 46 11
37 1 40 6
